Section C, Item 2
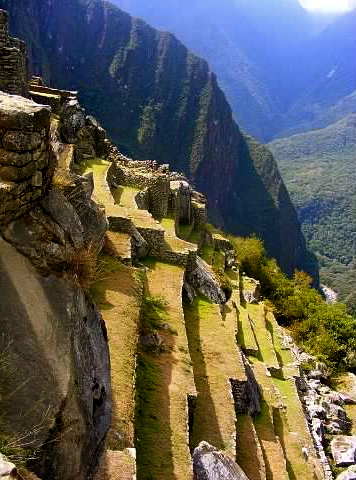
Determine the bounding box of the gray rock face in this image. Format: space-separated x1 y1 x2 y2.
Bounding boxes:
336 465 356 480
68 173 108 251
0 93 50 131
0 453 17 478
0 237 111 480
187 256 226 304
41 188 84 249
59 98 85 144
331 436 356 467
193 442 249 480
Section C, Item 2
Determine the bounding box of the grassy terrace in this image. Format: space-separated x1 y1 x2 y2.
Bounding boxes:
136 260 195 480
184 295 241 458
111 185 141 208
245 305 318 480
91 255 141 451
80 158 114 206
235 414 266 480
159 217 197 254
249 357 289 480
237 306 259 355
247 304 280 372
265 311 300 379
95 450 136 480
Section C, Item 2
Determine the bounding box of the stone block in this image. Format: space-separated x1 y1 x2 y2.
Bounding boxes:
0 92 50 131
0 148 32 166
331 436 356 467
2 129 42 151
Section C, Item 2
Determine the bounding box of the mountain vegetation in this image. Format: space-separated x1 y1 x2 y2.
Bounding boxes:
0 0 317 279
228 234 356 372
269 114 356 306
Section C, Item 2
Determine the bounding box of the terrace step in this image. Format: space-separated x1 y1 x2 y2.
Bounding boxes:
235 414 267 480
105 231 132 265
249 359 289 480
136 262 195 480
184 296 241 459
247 304 281 375
94 449 136 480
237 306 259 356
265 311 300 379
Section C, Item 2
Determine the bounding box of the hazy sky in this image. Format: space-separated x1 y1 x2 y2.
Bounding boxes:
299 0 356 12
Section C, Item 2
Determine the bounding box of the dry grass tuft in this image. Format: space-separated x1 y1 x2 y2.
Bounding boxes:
67 244 100 291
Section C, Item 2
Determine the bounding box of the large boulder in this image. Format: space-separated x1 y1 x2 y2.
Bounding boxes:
187 257 226 304
331 436 356 467
336 465 356 480
59 98 85 144
0 454 17 479
0 237 111 480
193 442 249 480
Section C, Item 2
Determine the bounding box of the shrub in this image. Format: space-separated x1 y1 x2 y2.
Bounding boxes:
228 233 356 372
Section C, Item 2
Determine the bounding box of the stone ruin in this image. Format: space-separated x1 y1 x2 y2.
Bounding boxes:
0 92 54 225
0 9 27 97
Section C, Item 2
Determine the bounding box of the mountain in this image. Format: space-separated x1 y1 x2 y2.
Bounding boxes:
110 0 312 141
277 9 356 137
109 0 356 141
0 0 317 278
269 113 356 299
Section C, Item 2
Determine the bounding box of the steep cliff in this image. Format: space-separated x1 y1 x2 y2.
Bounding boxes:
0 0 317 278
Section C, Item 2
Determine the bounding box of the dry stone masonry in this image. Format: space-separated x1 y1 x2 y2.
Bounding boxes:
0 92 53 225
0 10 27 97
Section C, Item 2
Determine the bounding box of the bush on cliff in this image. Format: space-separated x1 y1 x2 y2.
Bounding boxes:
228 234 356 372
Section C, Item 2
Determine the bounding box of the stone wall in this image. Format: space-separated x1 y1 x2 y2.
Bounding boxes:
0 10 27 97
0 92 54 225
192 200 207 230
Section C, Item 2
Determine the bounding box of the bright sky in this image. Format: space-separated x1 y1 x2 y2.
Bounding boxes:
299 0 356 12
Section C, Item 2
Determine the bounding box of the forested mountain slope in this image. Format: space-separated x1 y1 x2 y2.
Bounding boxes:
269 114 356 300
111 0 356 141
0 0 317 277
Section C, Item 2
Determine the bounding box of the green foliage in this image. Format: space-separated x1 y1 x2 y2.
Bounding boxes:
230 234 356 372
270 114 356 301
140 295 172 336
212 266 233 302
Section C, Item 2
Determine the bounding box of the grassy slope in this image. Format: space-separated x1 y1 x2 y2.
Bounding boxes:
135 260 195 480
184 296 243 457
91 256 141 450
269 114 356 299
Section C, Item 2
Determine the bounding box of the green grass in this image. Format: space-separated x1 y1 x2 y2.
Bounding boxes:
247 304 279 371
199 245 214 264
184 296 239 457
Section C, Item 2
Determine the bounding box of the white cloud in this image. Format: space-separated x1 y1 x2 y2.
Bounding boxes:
299 0 356 12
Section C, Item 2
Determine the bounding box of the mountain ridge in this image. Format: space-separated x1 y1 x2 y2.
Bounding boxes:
0 0 317 278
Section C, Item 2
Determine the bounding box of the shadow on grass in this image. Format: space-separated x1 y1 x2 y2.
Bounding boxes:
184 297 225 451
273 407 298 480
134 268 178 480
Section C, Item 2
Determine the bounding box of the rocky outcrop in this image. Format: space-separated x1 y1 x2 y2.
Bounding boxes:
0 454 17 479
0 237 111 480
331 436 356 467
1 0 318 279
187 256 226 304
337 465 356 480
193 442 249 480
